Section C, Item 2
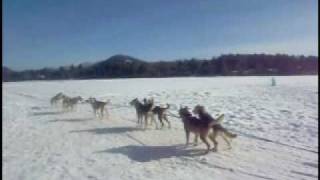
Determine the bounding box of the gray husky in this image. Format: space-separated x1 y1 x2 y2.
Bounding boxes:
62 96 83 111
130 98 154 128
85 97 110 119
50 92 65 106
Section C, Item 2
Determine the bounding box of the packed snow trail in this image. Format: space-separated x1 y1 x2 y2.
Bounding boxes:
3 76 318 180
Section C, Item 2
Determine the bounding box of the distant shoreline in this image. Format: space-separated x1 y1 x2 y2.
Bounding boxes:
3 74 318 83
3 54 318 82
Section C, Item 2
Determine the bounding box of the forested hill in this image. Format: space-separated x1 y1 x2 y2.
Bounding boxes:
3 54 318 82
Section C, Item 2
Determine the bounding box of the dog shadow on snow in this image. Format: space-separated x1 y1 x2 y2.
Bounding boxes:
69 126 142 135
94 144 206 162
31 111 65 116
48 117 94 123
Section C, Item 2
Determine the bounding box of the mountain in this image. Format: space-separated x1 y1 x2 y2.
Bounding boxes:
83 54 147 78
96 54 145 66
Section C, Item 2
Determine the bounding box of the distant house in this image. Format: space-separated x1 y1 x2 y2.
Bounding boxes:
231 70 239 75
267 68 278 73
243 69 256 75
38 75 46 79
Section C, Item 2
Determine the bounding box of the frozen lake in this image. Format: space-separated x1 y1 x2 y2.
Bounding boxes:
3 76 318 180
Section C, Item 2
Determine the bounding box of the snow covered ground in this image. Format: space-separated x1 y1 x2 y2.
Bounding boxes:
3 76 318 180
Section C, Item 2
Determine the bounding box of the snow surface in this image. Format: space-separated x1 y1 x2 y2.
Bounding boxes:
3 76 318 180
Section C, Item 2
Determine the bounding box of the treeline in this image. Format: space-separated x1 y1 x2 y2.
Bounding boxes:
3 54 318 81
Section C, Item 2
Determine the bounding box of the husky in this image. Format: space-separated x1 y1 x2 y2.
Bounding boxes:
178 106 217 153
62 96 83 111
193 105 237 151
85 97 110 119
151 104 171 129
129 98 154 128
50 92 65 106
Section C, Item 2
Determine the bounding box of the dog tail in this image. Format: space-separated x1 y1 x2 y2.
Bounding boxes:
165 103 170 109
207 114 225 127
216 114 224 123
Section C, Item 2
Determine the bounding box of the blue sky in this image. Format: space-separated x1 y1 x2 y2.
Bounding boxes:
3 0 318 70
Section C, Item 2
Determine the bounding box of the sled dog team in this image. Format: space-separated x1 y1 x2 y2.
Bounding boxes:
50 92 237 153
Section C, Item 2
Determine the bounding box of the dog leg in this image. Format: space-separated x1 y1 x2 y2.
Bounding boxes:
158 114 164 129
185 130 190 145
99 109 103 120
139 114 143 127
222 134 232 149
150 113 154 126
144 115 148 129
136 113 141 126
200 134 210 154
100 108 104 119
193 134 199 146
222 128 237 139
209 131 218 152
152 114 159 129
136 114 140 126
148 113 155 128
163 115 171 129
140 114 143 126
93 109 97 118
140 115 143 127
